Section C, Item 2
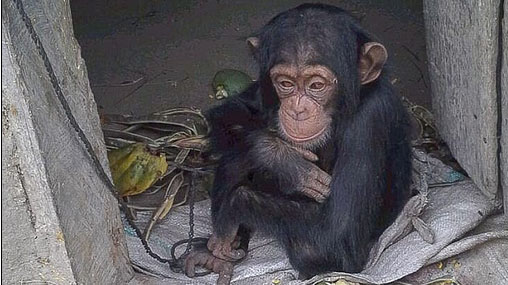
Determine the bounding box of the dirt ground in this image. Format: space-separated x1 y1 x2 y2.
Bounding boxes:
70 0 430 117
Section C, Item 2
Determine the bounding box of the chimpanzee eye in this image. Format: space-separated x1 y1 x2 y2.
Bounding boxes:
309 82 325 91
280 81 294 88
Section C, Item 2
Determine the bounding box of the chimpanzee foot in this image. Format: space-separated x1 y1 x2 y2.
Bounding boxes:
208 233 247 261
184 245 235 285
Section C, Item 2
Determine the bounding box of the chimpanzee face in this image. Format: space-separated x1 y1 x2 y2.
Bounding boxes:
248 34 387 149
269 64 337 145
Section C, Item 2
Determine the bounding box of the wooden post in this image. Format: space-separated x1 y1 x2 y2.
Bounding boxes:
501 0 508 213
423 0 503 203
2 0 133 283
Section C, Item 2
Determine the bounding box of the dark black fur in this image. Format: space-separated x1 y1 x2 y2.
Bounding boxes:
205 4 412 278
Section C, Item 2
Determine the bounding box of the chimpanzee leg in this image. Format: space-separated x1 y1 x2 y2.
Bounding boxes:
209 185 320 260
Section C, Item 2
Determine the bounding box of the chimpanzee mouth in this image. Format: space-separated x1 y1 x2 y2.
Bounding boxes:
280 123 327 142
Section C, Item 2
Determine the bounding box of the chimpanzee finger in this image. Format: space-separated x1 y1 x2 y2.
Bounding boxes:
211 248 228 261
208 233 238 254
216 273 233 285
289 145 319 162
309 164 332 187
312 190 327 203
184 258 196 277
302 186 327 203
231 235 241 249
317 171 332 187
219 248 247 261
231 240 240 249
209 239 245 261
216 263 234 285
311 181 330 200
184 251 207 277
204 254 216 270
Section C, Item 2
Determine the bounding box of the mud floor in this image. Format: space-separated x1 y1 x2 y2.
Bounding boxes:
70 0 430 116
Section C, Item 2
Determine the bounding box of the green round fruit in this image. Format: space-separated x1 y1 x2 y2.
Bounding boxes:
212 69 252 99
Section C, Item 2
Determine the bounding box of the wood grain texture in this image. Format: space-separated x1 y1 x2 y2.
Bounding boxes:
423 0 501 200
2 0 133 283
2 25 77 285
501 0 508 213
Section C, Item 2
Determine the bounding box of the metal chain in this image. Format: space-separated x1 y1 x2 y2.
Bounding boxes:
168 171 211 277
13 0 118 196
12 0 203 273
186 172 197 254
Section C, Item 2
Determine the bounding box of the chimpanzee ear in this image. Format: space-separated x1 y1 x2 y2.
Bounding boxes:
358 42 388 85
246 37 260 54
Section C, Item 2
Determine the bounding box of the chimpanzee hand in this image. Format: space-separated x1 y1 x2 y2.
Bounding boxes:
250 132 332 203
184 244 237 285
295 157 332 203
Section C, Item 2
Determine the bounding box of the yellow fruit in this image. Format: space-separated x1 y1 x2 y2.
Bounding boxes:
107 143 168 197
130 155 167 195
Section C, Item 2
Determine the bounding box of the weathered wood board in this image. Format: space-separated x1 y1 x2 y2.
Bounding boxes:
2 25 77 284
502 0 508 212
2 0 133 283
423 0 501 201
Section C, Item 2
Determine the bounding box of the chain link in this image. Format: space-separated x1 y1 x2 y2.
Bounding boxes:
186 172 196 255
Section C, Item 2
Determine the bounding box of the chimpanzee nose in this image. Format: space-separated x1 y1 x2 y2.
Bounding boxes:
292 105 307 120
289 94 308 120
295 109 305 117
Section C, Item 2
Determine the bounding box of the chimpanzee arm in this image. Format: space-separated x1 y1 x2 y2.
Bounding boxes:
326 88 411 272
210 127 331 203
205 82 267 156
246 130 331 201
207 86 331 202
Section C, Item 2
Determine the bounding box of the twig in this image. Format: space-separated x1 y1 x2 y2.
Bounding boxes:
91 76 145 88
115 71 164 105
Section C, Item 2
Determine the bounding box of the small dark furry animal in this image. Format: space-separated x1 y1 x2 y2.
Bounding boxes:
185 3 412 282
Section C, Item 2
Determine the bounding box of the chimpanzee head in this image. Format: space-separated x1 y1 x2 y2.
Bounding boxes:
248 4 388 148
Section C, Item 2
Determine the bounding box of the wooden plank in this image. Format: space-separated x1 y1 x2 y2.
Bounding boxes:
501 0 508 214
2 25 76 284
2 0 133 283
423 0 500 200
